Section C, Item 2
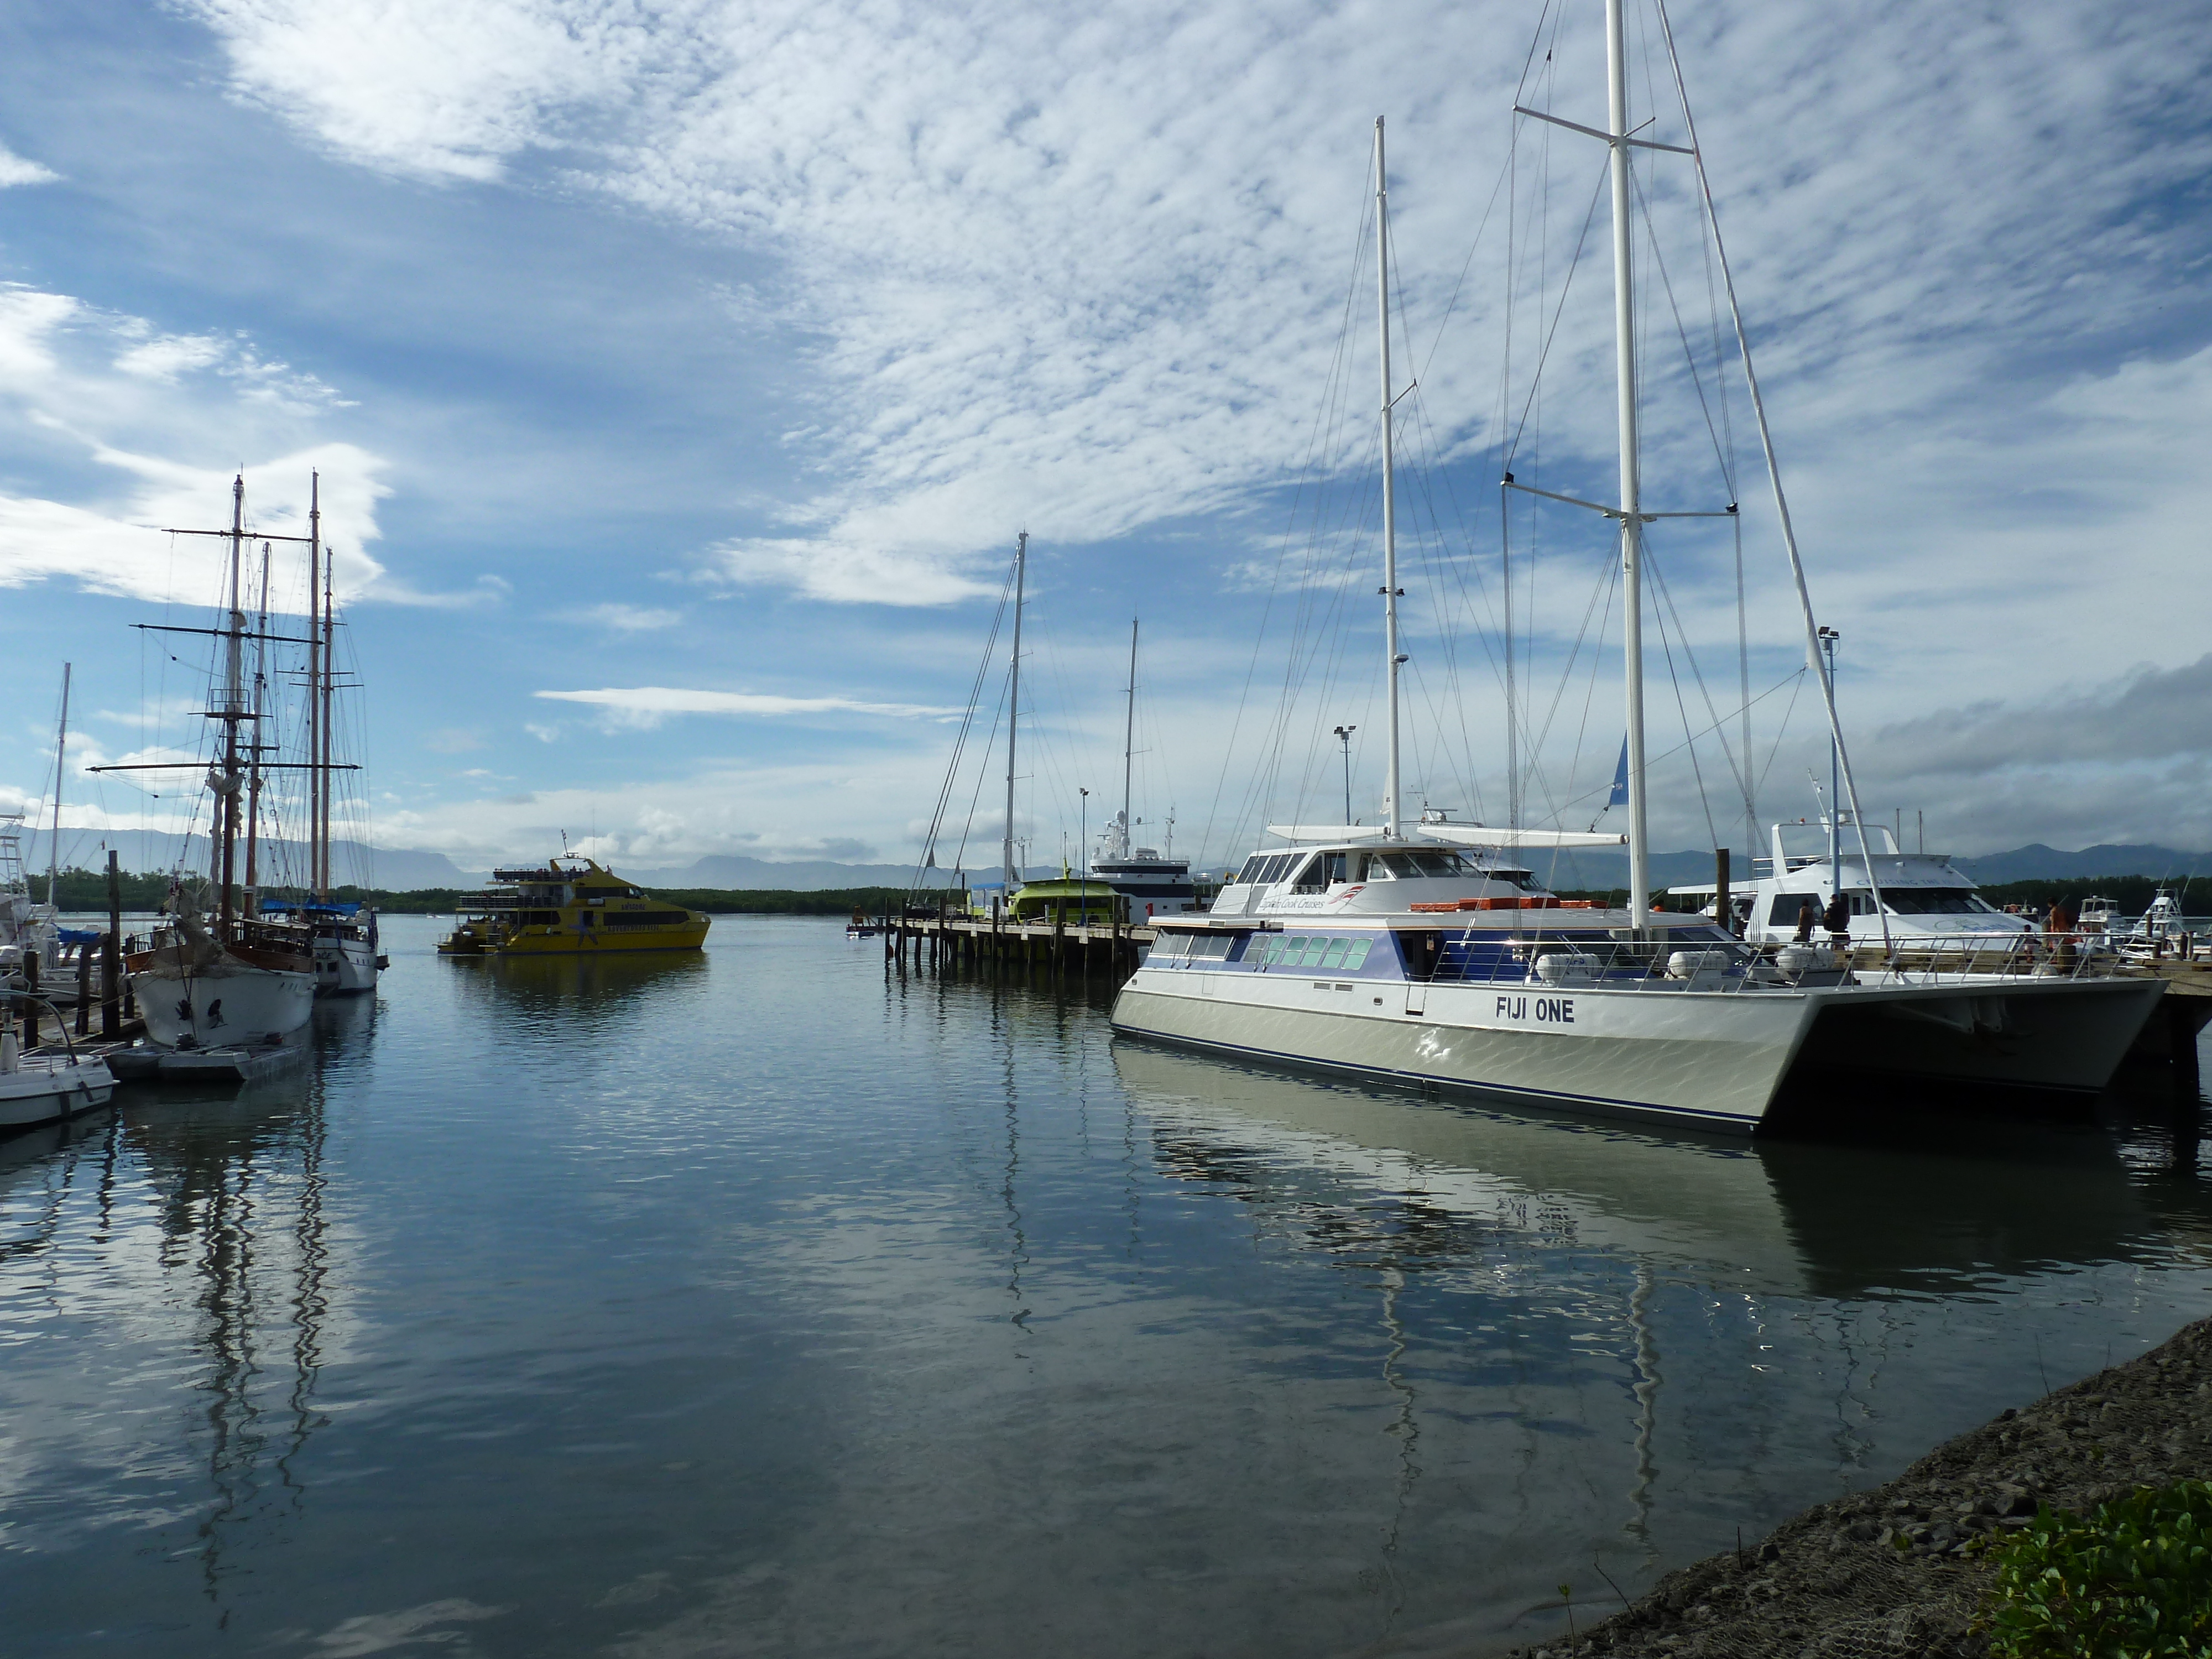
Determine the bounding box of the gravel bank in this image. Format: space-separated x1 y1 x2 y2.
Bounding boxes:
1505 1315 2212 1659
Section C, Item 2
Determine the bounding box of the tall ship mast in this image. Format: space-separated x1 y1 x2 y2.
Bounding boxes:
90 476 331 1052
1089 617 1199 919
266 472 384 995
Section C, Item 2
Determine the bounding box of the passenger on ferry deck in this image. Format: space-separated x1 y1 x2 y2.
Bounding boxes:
1793 900 1817 943
1821 893 1850 945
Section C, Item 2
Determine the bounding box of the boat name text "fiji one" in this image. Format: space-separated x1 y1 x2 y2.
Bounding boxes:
1495 994 1575 1024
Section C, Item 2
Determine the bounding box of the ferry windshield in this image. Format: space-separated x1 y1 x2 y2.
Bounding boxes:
1884 889 1998 915
1361 851 1470 880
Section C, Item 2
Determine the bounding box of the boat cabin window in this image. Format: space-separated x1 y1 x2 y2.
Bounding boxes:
1883 888 1996 915
1767 893 1820 926
1323 852 1349 885
1235 853 1303 886
1287 854 1328 894
1260 934 1375 970
1154 932 1240 960
1363 849 1470 881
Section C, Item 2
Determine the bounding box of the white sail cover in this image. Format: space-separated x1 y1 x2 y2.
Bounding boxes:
1264 824 1628 849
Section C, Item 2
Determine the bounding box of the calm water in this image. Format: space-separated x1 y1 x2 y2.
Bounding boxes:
4 916 2210 1658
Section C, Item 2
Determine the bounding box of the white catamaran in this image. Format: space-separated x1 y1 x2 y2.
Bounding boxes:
1110 5 2162 1132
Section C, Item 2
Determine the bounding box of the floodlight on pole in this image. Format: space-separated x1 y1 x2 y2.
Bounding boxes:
1332 726 1358 825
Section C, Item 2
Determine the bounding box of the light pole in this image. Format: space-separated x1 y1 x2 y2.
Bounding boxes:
1079 787 1089 919
1817 627 1840 880
1332 725 1357 824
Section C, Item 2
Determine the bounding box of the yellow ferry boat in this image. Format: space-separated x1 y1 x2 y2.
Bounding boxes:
437 856 709 956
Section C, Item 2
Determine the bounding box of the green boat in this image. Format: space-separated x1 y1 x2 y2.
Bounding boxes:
1007 875 1120 926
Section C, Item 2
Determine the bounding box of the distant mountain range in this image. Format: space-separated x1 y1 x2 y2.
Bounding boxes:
20 833 2205 895
1536 842 2212 893
19 830 479 893
1952 844 2210 884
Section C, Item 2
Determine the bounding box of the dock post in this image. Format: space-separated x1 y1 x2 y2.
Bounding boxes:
21 951 38 1051
102 851 121 1038
75 947 91 1036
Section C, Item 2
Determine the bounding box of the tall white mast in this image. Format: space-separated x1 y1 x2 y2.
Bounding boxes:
44 663 70 906
1002 531 1027 890
308 472 322 901
1605 0 1652 930
1120 617 1138 858
1375 117 1404 839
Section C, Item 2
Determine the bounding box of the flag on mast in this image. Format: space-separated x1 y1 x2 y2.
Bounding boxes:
1607 739 1629 808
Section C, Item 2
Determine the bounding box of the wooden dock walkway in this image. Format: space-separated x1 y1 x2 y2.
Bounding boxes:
879 906 1154 985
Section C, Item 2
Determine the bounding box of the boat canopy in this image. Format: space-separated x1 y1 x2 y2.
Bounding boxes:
1265 823 1627 849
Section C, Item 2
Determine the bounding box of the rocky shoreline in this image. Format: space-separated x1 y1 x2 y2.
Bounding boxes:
1501 1315 2212 1659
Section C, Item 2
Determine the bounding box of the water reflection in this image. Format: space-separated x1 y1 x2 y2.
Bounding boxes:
1114 1042 2202 1301
446 949 709 1017
121 1071 332 1610
3 920 2209 1659
1112 1037 2212 1632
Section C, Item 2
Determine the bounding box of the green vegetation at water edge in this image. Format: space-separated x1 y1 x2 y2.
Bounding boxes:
1980 1481 2212 1658
640 887 917 917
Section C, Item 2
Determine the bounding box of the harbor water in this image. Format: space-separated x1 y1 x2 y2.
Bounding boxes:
4 916 2211 1657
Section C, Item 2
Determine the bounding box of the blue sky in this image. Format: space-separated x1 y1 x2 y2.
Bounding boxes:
3 0 2211 880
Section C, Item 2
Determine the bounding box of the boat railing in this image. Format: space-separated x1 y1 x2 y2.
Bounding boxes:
1407 931 2140 993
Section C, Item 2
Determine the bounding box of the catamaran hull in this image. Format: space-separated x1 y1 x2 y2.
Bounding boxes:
1112 974 1817 1130
1791 978 2166 1099
128 950 315 1050
1110 973 2165 1133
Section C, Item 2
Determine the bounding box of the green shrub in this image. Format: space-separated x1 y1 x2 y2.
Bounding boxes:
1983 1481 2212 1658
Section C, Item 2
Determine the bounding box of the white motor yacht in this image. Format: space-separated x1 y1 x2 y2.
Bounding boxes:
1668 819 2035 952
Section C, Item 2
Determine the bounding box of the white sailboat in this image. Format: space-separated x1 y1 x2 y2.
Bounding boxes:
1091 620 1199 920
95 476 317 1054
1110 7 2163 1131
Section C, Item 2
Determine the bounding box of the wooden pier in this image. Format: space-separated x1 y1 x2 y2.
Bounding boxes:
2124 961 2212 1101
880 904 1153 986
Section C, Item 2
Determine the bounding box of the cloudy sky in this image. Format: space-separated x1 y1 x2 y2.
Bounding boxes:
2 0 2209 879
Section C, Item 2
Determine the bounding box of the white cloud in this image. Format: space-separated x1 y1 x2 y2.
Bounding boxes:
555 601 682 631
175 0 2212 624
113 333 229 382
0 280 402 606
534 686 957 727
0 143 58 188
0 431 392 604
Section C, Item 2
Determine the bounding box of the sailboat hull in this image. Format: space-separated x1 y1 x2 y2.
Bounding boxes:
315 933 380 995
127 943 316 1050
